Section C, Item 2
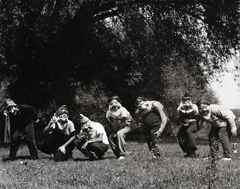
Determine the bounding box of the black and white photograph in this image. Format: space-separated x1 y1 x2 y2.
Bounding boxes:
0 1 240 188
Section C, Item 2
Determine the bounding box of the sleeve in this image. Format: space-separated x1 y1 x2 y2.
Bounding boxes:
216 108 237 133
120 107 130 118
106 110 111 120
153 101 167 133
176 106 182 126
68 121 76 133
192 104 199 115
28 105 38 121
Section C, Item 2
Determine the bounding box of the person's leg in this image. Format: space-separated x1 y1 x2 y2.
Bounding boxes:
177 126 189 153
24 121 38 159
86 142 108 159
218 127 232 158
9 137 21 159
208 127 219 158
108 133 121 158
186 122 198 156
74 135 88 151
116 126 131 157
149 126 161 156
26 140 39 159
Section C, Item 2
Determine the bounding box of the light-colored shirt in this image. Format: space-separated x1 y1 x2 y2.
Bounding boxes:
106 106 133 133
208 104 237 133
86 122 109 144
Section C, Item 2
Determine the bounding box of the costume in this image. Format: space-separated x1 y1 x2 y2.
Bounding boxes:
176 100 199 157
199 104 237 158
37 105 75 161
106 97 136 159
4 99 39 160
135 100 167 157
75 114 109 160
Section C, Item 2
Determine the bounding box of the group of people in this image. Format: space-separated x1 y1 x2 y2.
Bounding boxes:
2 94 238 162
176 93 237 161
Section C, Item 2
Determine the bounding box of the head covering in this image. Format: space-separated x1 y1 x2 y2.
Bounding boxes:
107 95 122 104
182 93 191 101
134 97 146 107
55 105 69 117
80 114 90 124
196 100 210 108
5 99 17 109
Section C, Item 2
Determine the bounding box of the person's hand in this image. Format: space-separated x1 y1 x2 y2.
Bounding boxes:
154 130 162 138
51 116 58 123
58 146 66 154
81 141 88 149
232 130 237 137
3 110 8 116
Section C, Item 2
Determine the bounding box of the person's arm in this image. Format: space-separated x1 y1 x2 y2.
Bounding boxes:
86 133 103 144
153 101 167 134
58 133 76 154
59 121 76 153
22 105 39 123
216 108 237 135
43 116 57 134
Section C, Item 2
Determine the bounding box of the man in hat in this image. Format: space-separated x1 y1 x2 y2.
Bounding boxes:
37 105 76 161
106 96 136 160
134 97 168 158
3 99 39 160
176 93 199 158
196 100 237 161
74 114 109 161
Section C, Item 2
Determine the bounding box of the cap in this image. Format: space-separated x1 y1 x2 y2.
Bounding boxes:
55 105 69 117
80 114 90 124
5 99 17 109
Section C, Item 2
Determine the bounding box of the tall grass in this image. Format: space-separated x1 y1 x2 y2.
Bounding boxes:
0 140 240 189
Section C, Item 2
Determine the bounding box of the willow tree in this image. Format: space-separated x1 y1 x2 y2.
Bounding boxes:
0 0 239 119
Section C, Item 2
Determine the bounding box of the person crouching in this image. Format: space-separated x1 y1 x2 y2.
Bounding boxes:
74 114 109 161
37 105 75 161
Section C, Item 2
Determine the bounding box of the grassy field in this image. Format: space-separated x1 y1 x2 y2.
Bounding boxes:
1 138 240 189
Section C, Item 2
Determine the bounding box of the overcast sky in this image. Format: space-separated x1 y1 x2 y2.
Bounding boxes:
211 72 240 109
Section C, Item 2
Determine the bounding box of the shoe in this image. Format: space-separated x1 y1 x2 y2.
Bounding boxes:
31 156 39 160
220 157 231 161
3 156 16 161
89 155 97 161
97 155 105 160
118 156 125 160
150 151 160 159
189 153 199 158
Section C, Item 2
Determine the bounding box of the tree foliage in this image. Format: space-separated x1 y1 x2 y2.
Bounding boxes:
0 0 239 122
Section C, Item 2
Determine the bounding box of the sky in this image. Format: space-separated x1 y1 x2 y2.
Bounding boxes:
211 72 240 109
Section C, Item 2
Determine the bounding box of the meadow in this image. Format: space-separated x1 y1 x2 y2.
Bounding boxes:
0 137 240 189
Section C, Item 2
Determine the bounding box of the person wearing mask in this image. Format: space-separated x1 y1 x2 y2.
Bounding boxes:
74 114 109 161
37 105 75 161
3 99 39 161
106 96 136 160
135 97 167 158
196 100 237 161
176 93 199 158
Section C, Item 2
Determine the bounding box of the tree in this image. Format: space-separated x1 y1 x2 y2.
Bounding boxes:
0 0 239 121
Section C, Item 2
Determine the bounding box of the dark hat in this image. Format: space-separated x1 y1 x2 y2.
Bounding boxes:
79 114 90 124
182 93 191 101
196 100 210 108
5 99 17 109
135 97 146 107
107 95 122 104
55 105 69 117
